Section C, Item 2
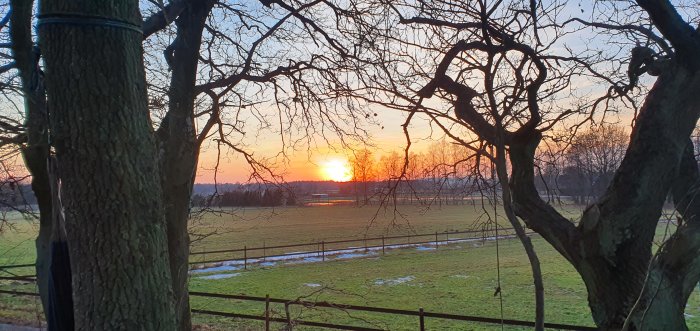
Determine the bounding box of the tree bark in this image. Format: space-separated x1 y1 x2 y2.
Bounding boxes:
8 0 53 317
623 142 700 331
494 142 544 331
38 1 176 329
510 59 700 329
156 1 214 330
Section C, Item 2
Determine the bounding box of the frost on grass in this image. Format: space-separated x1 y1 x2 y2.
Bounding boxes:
374 276 415 286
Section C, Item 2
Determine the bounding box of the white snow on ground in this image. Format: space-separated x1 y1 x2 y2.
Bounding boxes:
191 265 241 273
198 273 241 280
304 283 322 287
374 276 415 286
189 234 530 280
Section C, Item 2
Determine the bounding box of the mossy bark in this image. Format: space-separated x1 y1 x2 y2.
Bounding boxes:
38 1 176 329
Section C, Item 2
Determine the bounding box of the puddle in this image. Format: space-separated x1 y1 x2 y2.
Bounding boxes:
374 276 415 286
260 262 276 267
416 246 436 251
199 273 241 280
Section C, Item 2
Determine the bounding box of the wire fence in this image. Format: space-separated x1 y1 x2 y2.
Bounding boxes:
0 288 595 330
0 229 598 330
189 291 597 330
189 226 531 269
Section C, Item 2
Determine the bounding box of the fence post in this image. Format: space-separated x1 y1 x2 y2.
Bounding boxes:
446 231 449 243
435 231 438 249
419 307 425 331
381 235 385 255
321 241 325 261
244 245 247 270
265 294 270 331
263 241 266 262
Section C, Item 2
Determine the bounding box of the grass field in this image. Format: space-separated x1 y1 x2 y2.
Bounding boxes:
1 203 696 330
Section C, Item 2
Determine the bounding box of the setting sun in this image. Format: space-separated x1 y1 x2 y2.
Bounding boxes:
320 159 353 182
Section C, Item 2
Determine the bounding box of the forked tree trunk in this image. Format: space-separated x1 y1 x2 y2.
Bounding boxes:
623 143 700 331
38 1 176 329
156 1 215 329
510 60 700 329
8 0 53 316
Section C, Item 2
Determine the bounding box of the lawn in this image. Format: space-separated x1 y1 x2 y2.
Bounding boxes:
0 203 694 330
188 237 598 330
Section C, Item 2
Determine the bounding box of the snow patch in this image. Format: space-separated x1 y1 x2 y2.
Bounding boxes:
304 283 322 287
199 273 241 280
190 265 241 274
374 276 415 286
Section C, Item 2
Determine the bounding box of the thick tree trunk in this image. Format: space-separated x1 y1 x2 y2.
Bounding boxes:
38 1 176 329
8 0 53 317
510 60 700 329
623 142 700 331
157 2 214 330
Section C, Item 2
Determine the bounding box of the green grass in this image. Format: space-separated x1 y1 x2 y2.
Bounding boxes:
1 204 697 330
188 237 598 330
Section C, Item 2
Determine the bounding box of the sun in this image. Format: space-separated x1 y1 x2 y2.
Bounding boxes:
320 159 353 182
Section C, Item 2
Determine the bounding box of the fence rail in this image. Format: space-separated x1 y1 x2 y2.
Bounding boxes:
0 229 590 330
0 227 529 271
0 288 596 330
193 291 598 330
190 227 528 269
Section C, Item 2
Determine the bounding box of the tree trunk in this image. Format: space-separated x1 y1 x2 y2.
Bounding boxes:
510 59 700 329
494 142 544 330
155 2 214 330
623 142 700 331
8 0 53 317
38 1 176 329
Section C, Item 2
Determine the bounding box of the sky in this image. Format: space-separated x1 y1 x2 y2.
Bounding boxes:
194 107 429 183
0 1 662 185
190 4 631 185
191 0 644 184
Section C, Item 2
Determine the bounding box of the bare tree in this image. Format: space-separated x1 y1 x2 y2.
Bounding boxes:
563 124 628 204
38 0 177 328
7 0 371 328
328 0 700 329
351 149 375 204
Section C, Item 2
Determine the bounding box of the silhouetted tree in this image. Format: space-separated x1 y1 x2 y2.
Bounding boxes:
335 0 700 328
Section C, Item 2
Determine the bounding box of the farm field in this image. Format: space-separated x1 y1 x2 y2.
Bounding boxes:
0 204 692 330
0 202 586 265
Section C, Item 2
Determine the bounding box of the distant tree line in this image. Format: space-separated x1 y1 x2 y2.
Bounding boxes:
191 188 295 207
536 124 628 204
